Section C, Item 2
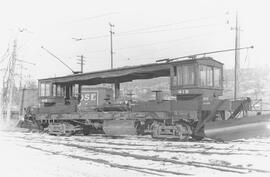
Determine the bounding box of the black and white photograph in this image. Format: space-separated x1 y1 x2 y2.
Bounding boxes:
0 0 270 176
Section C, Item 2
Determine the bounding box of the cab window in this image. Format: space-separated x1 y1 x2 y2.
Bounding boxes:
52 84 56 96
177 65 194 86
213 67 221 87
199 65 221 88
56 85 64 96
206 66 213 86
40 82 51 96
40 83 45 96
72 84 79 97
51 84 65 96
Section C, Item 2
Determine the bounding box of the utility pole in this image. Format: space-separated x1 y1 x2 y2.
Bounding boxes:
76 55 85 73
109 23 118 101
232 12 240 100
18 64 27 89
109 23 115 69
2 39 17 122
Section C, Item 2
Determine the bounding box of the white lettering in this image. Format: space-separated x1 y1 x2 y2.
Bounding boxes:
84 94 90 101
90 93 97 101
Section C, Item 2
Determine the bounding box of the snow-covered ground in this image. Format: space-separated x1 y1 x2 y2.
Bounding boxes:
0 129 270 177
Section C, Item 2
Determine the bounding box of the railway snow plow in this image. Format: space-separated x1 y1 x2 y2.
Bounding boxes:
21 56 270 141
204 114 270 141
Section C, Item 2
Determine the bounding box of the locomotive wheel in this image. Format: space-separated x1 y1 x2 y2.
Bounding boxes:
175 123 191 140
150 121 161 138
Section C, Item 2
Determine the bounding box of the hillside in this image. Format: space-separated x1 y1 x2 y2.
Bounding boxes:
223 67 270 109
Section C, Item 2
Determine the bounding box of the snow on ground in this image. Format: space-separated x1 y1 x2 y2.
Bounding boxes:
1 129 270 177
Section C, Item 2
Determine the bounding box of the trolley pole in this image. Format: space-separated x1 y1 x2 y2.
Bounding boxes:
109 23 114 69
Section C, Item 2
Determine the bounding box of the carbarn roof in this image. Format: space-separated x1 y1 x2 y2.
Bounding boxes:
39 57 222 85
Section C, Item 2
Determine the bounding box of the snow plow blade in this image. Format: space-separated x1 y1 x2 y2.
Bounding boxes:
204 114 270 141
103 120 137 136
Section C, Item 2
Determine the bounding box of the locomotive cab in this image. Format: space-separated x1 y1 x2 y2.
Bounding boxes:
170 57 223 101
38 82 79 106
37 81 81 114
38 80 115 113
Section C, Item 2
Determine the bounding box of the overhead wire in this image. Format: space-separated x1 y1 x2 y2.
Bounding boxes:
72 13 229 71
71 12 117 23
109 35 213 68
85 27 223 54
116 24 219 37
84 32 213 54
76 24 217 40
46 12 118 27
115 30 225 63
76 22 229 71
115 16 216 35
73 18 228 73
73 34 109 41
116 32 215 51
74 15 225 41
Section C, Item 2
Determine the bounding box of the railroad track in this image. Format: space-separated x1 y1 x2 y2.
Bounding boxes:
8 132 270 154
2 132 270 176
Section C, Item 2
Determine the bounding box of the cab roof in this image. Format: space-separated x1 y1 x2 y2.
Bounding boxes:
39 57 223 85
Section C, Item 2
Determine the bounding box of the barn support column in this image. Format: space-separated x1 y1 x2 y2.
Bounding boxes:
114 82 120 101
78 84 82 101
170 66 176 91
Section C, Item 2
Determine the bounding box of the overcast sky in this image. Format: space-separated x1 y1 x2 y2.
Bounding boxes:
0 0 269 82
